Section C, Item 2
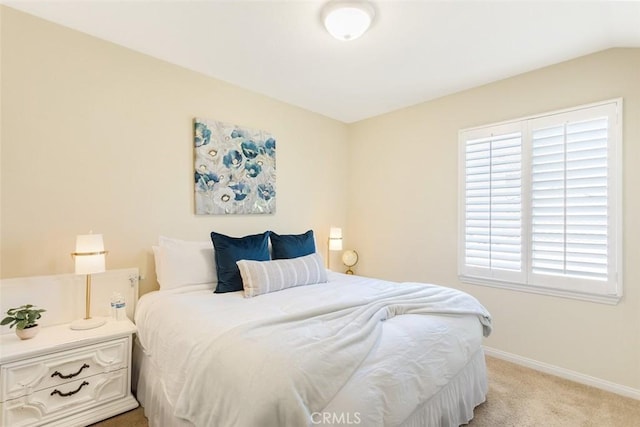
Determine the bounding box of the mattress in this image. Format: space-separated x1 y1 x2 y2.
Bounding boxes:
133 272 489 426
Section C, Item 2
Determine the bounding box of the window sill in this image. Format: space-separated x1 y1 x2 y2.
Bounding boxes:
459 275 622 305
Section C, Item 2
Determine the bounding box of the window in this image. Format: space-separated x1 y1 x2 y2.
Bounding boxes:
458 100 622 304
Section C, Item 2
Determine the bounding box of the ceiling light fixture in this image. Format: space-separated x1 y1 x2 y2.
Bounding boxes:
322 1 375 41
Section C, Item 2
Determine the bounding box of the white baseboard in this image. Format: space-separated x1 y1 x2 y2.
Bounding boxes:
483 346 640 400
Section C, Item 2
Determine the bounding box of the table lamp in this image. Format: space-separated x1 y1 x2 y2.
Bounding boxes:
327 227 343 270
70 233 107 330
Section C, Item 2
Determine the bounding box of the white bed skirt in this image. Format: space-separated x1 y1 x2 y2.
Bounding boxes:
401 349 487 427
133 338 487 427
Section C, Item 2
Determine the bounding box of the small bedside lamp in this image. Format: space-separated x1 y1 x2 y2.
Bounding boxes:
70 233 107 330
327 227 343 270
342 249 359 275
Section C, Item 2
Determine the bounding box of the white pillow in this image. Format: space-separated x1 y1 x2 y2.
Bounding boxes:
152 245 162 284
237 252 327 298
155 236 217 290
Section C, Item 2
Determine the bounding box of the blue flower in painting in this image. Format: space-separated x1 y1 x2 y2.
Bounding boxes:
241 141 260 159
264 138 276 157
194 122 212 147
195 171 219 191
257 183 275 201
230 128 247 139
229 181 250 201
223 150 243 168
244 161 262 178
254 154 270 168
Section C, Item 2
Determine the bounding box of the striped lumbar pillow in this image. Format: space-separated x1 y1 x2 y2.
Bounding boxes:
237 252 327 298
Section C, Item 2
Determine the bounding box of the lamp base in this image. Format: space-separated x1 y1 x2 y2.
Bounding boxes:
70 317 106 330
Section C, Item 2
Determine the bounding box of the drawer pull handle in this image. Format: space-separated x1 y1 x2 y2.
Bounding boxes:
51 363 90 379
50 381 89 398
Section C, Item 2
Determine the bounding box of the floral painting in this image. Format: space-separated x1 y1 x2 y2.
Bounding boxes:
194 118 276 215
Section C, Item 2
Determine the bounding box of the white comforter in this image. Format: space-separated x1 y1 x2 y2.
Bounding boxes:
135 273 490 427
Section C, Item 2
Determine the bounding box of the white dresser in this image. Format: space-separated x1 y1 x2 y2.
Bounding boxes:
0 319 138 426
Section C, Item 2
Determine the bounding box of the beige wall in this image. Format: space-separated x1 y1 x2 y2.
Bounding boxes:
0 7 349 294
348 48 640 390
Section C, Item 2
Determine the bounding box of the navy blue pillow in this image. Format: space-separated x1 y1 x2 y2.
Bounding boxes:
270 230 316 260
211 231 271 293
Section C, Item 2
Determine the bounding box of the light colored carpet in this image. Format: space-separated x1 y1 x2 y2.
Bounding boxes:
468 356 639 427
91 356 639 426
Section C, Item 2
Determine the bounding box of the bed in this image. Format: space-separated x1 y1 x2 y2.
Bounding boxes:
132 234 491 426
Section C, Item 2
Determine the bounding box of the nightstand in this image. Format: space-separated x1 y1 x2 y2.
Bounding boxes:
0 319 138 427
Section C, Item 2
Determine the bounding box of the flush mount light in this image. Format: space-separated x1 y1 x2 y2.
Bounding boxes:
322 1 375 41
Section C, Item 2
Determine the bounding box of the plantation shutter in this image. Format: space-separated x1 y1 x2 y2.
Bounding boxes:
527 102 619 296
530 117 609 280
459 99 621 302
461 124 525 283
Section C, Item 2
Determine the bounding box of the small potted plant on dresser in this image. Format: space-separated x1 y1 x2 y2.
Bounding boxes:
1 304 46 340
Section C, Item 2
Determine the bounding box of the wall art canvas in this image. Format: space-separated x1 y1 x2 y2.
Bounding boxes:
194 118 276 215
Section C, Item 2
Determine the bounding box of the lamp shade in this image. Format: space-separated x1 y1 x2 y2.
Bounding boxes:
329 227 343 251
322 1 375 41
74 234 106 275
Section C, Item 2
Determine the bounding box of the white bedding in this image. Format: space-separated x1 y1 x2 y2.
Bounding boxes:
134 273 490 426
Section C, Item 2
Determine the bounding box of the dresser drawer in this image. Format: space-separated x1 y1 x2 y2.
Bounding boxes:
1 368 129 427
1 338 129 402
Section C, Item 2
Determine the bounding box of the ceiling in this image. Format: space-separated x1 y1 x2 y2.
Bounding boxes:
4 0 640 123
